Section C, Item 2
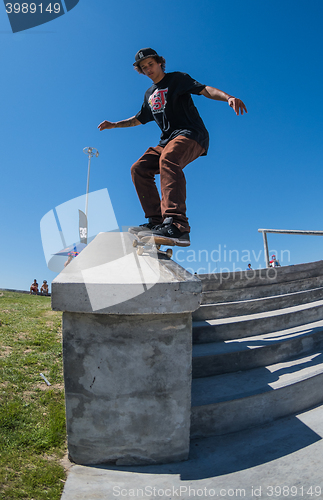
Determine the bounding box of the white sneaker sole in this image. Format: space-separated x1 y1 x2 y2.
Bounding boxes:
140 235 190 247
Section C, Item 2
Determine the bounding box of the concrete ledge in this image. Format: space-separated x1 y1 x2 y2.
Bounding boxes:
0 288 51 296
52 232 201 315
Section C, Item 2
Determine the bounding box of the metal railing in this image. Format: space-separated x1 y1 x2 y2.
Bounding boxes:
258 228 323 267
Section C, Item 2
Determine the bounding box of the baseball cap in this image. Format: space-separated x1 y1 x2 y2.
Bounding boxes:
133 48 159 66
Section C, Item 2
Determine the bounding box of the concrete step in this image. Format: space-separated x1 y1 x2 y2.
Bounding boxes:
198 260 323 292
192 320 323 377
193 299 323 343
190 351 323 438
201 274 323 303
193 287 323 320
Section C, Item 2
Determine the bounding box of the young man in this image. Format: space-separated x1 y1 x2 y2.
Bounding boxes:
98 48 247 246
40 280 49 295
29 279 38 295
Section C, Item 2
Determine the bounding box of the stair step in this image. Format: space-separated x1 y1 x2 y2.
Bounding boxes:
192 320 323 377
191 351 323 438
201 275 323 303
193 299 323 343
190 262 323 439
193 287 323 320
198 260 323 292
192 352 323 406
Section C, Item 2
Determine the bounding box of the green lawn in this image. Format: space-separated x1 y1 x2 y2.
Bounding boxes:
0 291 66 500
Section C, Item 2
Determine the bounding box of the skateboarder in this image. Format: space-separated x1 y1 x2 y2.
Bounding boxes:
98 48 247 246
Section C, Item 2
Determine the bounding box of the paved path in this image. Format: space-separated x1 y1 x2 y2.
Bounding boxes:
61 404 323 500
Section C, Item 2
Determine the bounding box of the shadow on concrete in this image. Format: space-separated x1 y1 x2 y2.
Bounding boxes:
233 325 323 350
91 408 322 480
191 352 323 406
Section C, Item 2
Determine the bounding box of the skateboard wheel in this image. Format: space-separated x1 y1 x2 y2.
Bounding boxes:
166 249 173 258
133 239 138 247
156 244 161 250
137 246 144 256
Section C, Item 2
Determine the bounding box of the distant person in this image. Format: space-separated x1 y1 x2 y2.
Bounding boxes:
98 47 247 247
30 279 38 295
40 280 49 295
64 251 79 267
269 254 281 267
247 263 253 270
64 253 74 267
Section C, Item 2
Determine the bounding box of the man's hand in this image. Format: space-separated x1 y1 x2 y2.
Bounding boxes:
98 116 141 131
98 120 115 131
228 97 247 116
200 87 247 116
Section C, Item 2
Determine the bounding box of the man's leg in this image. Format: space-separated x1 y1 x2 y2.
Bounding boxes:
130 146 164 225
159 136 205 232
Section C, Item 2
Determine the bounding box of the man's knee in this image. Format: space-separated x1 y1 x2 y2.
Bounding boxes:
131 154 160 180
161 137 204 169
131 159 144 181
160 148 183 171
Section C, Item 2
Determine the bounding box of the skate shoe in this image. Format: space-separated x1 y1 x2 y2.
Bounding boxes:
128 218 161 235
138 217 190 247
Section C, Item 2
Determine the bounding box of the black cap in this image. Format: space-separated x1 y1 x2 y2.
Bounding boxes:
133 48 158 66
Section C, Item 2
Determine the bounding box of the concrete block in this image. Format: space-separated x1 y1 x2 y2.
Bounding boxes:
52 232 202 465
63 311 192 465
52 232 201 315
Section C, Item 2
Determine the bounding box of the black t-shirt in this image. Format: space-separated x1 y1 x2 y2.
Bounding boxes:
136 72 209 155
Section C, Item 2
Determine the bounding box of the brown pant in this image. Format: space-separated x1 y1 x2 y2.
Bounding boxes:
131 135 204 232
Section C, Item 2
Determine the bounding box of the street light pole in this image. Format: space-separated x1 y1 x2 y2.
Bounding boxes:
83 147 99 218
79 147 99 244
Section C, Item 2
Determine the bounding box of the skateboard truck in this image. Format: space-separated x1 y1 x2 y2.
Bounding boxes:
132 238 173 258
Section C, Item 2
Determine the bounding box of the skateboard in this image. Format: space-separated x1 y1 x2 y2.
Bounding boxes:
132 234 173 258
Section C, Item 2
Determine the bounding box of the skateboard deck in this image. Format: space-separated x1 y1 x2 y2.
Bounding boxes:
140 234 190 248
132 234 173 258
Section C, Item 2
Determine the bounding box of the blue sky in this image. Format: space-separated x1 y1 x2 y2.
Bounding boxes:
1 0 323 291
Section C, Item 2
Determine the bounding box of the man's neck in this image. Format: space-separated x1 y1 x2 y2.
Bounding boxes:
152 72 165 84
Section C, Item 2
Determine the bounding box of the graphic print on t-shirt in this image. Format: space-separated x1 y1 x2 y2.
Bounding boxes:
148 88 168 114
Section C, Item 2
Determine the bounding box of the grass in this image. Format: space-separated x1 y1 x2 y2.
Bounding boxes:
0 291 66 500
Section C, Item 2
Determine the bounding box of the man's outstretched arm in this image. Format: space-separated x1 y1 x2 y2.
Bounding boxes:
200 86 247 116
98 116 141 131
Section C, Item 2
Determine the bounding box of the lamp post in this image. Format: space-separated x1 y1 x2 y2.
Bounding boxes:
79 147 99 244
83 147 99 218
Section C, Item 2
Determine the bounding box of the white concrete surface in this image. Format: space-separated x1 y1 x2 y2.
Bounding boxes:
61 404 323 500
52 232 202 315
